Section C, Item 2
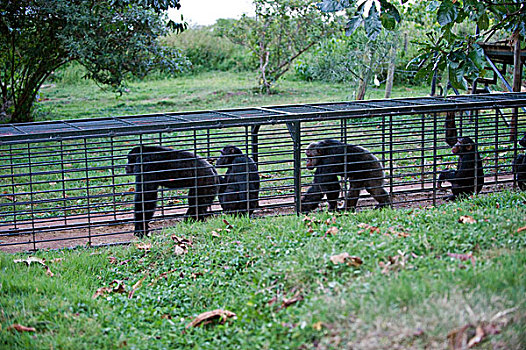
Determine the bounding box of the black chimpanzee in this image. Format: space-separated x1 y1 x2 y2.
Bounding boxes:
512 132 526 191
300 139 391 213
216 145 260 215
126 145 219 237
438 136 484 200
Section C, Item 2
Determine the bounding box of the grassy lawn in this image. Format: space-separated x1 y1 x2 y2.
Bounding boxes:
36 71 429 121
1 191 525 349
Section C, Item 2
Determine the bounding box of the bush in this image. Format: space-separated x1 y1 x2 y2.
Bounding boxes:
163 25 255 72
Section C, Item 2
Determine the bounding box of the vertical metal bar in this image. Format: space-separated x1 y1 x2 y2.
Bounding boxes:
251 125 260 164
389 114 394 201
474 109 480 195
193 130 198 220
494 108 499 186
421 114 425 189
432 112 438 206
245 126 250 213
27 143 36 251
139 134 146 234
293 121 302 214
342 118 348 210
59 140 68 225
159 132 165 218
83 138 92 246
9 144 17 229
110 136 117 221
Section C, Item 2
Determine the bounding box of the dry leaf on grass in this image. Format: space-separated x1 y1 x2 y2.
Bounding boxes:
447 322 502 349
325 226 339 236
379 251 409 274
447 252 476 266
128 274 149 299
329 252 363 267
279 290 304 310
8 324 36 333
185 309 236 329
458 215 477 224
135 242 151 251
92 280 126 299
171 235 193 255
517 226 526 233
14 256 54 277
357 223 380 234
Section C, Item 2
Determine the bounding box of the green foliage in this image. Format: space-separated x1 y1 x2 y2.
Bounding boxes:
1 191 525 348
294 31 395 85
218 0 339 94
163 24 255 72
0 0 187 123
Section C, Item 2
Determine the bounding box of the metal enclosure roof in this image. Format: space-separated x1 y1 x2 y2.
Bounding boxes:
1 92 525 143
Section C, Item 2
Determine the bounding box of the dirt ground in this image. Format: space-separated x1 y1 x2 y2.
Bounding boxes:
0 178 516 253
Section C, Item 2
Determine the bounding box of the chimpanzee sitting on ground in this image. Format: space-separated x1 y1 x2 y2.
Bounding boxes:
438 136 484 200
512 132 526 191
216 145 260 215
300 139 391 213
126 145 218 237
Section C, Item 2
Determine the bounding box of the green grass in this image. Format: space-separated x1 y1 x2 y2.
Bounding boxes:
1 191 525 349
36 71 430 121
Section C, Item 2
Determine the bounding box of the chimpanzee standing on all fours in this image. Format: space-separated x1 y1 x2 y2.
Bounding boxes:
438 136 485 200
126 145 219 237
300 139 391 213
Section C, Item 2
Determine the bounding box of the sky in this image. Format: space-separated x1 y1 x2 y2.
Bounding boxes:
168 0 255 26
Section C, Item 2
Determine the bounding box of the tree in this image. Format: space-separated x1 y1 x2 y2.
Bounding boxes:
320 0 525 93
219 0 339 94
0 0 186 123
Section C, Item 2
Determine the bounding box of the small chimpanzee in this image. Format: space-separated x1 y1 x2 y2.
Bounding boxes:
216 145 260 215
300 139 391 213
438 136 484 200
512 132 526 191
126 145 219 237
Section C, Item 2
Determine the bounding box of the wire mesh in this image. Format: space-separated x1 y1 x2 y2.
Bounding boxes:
1 93 525 251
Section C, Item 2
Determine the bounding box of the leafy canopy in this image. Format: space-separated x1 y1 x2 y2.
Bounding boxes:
0 0 186 123
320 0 526 92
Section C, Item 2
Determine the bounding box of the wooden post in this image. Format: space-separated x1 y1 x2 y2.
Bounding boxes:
511 33 523 141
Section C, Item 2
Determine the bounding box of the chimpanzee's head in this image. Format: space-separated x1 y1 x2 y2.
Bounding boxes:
519 132 526 148
305 141 324 170
451 137 476 155
216 145 243 167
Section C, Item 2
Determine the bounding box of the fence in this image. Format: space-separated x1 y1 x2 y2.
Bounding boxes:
1 92 525 252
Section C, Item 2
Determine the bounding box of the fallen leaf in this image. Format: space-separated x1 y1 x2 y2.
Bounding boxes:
92 280 126 299
447 252 476 266
108 256 118 264
8 324 36 333
174 245 185 255
312 321 324 331
325 226 339 236
329 253 363 267
135 242 151 251
467 325 485 348
458 215 476 224
128 274 149 299
279 290 304 310
517 226 526 233
211 230 220 237
222 219 233 229
185 309 236 329
447 324 471 350
357 223 380 234
14 256 54 277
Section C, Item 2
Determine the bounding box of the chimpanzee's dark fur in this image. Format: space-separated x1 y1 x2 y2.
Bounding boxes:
438 137 484 200
216 145 260 215
301 139 391 213
126 145 218 237
513 133 526 191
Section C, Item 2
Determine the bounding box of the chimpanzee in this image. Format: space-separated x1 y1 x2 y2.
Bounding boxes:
126 145 219 237
216 145 260 215
512 132 526 191
300 139 391 213
438 137 484 200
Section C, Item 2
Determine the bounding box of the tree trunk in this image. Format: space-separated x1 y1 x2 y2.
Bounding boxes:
510 34 522 141
385 60 396 98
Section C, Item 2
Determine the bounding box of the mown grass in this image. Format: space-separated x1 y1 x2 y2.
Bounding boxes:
1 191 525 349
36 70 429 121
